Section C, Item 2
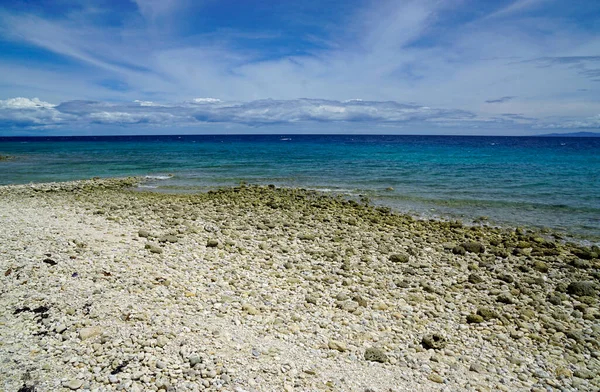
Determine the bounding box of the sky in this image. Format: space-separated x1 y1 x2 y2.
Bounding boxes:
0 0 599 136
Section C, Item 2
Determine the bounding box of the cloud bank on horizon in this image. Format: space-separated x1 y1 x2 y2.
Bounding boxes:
0 0 599 135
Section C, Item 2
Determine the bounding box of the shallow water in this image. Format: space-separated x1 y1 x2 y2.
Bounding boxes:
1 134 599 240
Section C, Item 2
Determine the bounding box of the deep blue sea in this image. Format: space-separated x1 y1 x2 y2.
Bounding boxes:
1 135 599 242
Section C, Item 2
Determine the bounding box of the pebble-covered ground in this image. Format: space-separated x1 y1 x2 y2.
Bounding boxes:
1 178 599 392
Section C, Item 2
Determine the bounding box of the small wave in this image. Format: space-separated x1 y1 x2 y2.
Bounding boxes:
138 185 158 189
307 187 356 193
145 175 173 180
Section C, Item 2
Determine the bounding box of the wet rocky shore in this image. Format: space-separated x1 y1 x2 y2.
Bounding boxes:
1 177 599 391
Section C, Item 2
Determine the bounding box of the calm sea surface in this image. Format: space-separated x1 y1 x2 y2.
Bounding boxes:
1 135 599 241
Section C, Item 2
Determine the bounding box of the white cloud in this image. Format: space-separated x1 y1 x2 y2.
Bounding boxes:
193 98 222 104
134 100 163 107
0 97 67 127
0 97 56 109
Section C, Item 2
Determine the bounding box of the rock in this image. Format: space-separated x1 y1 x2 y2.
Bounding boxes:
389 252 410 263
533 261 549 273
156 335 169 347
572 248 598 260
422 334 446 350
352 295 367 307
497 293 515 304
138 230 151 238
461 241 485 254
79 326 103 340
63 379 84 390
145 243 163 254
477 308 498 321
305 295 318 305
547 294 562 305
452 246 466 256
158 235 178 243
204 223 219 232
567 281 597 297
468 273 483 284
337 300 359 312
189 354 202 366
470 363 485 373
574 369 594 379
467 314 484 323
328 340 348 352
242 303 260 315
207 239 219 248
555 367 572 378
498 274 514 283
428 373 444 383
364 347 388 363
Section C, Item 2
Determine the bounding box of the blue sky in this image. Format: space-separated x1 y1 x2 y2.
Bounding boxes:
0 0 599 135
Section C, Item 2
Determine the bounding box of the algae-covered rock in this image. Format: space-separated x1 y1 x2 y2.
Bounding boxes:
533 260 549 272
461 241 486 254
467 314 484 323
572 248 598 260
452 246 466 256
477 308 498 321
567 281 597 297
389 252 410 263
468 273 483 284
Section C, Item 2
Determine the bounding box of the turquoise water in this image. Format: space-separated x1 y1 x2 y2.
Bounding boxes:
1 135 599 241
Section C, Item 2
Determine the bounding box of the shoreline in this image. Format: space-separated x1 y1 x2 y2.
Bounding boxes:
5 174 596 246
1 177 599 391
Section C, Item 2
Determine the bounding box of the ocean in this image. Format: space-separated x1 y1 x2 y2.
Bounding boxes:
1 134 599 242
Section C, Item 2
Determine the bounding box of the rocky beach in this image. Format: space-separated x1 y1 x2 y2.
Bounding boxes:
1 177 599 392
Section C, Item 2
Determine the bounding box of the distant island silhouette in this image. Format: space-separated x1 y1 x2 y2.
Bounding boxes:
538 132 600 137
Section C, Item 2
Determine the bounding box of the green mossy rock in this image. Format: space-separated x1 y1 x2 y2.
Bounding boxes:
461 242 486 254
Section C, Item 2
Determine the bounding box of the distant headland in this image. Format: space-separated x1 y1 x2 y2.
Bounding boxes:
538 131 600 137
